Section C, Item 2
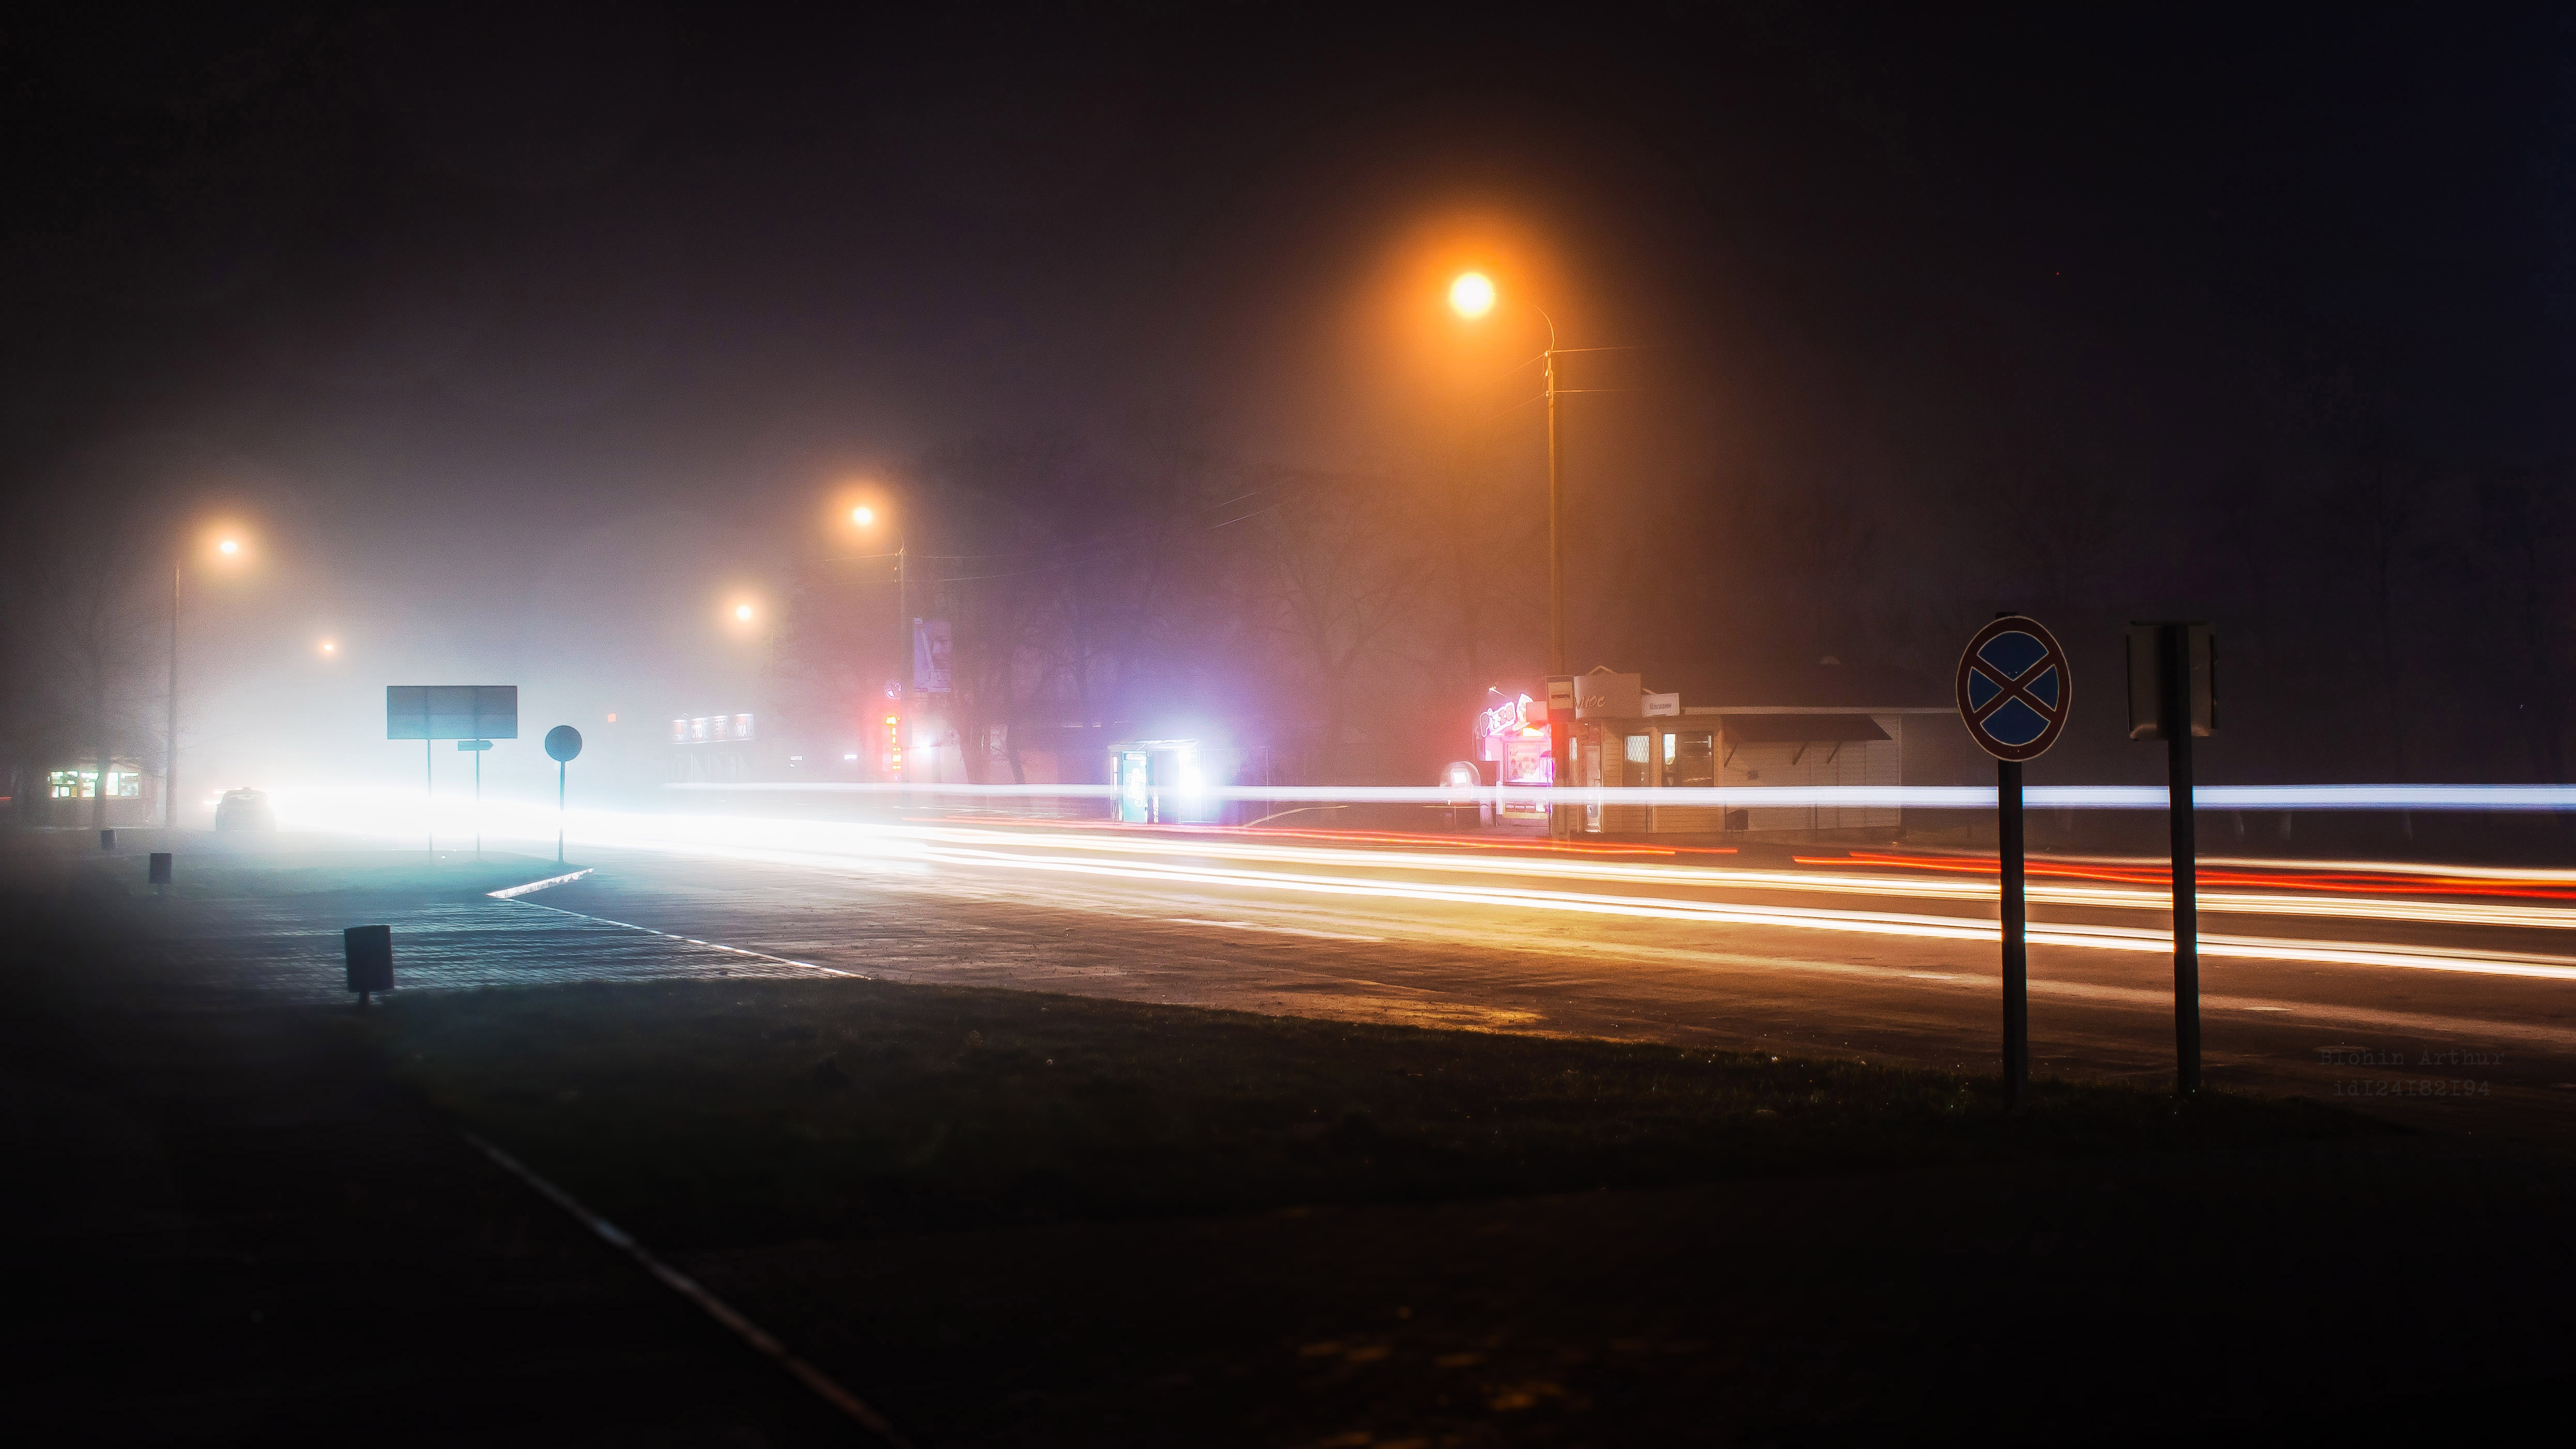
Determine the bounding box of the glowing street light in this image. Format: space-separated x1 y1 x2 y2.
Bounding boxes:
217 538 240 556
1449 271 1496 318
735 602 755 622
319 639 338 656
852 505 874 526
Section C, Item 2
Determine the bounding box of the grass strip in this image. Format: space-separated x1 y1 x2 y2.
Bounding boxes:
376 977 2371 1250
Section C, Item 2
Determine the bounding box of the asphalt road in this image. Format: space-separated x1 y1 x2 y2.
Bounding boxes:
484 813 2576 1135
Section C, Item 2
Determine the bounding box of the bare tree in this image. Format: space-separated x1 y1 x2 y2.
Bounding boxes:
1244 469 1431 781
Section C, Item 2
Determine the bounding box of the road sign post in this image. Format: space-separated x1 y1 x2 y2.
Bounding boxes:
2128 622 2215 1097
459 739 494 857
1544 675 1576 840
1957 614 2072 1111
545 725 584 865
389 686 518 858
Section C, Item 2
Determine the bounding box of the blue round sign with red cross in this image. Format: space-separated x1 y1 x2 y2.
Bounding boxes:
1956 615 2071 761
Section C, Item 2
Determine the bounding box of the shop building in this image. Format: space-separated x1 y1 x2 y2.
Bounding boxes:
1484 666 1971 842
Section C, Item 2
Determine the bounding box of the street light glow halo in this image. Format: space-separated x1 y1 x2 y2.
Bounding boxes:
853 505 874 525
1450 271 1496 318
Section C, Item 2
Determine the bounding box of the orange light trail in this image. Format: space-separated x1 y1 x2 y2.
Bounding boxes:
1798 850 2576 903
925 815 1737 858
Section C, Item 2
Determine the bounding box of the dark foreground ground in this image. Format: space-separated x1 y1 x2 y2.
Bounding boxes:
7 841 2575 1445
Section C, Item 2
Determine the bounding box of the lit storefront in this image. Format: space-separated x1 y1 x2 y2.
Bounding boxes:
1473 692 1553 817
1553 668 1954 840
1107 738 1240 824
670 711 758 781
25 760 159 826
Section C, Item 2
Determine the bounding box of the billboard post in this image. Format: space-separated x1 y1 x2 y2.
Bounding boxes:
388 686 517 856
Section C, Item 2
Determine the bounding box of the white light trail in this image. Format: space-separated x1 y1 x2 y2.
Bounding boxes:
263 788 2576 981
667 781 2576 811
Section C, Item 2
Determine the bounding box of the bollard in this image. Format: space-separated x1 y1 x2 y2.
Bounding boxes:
99 829 115 851
344 925 393 1004
148 852 173 887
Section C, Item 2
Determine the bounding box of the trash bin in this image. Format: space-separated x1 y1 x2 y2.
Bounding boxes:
148 852 173 886
344 925 393 999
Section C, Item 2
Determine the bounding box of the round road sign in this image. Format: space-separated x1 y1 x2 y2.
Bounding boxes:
1956 616 2071 761
544 725 584 763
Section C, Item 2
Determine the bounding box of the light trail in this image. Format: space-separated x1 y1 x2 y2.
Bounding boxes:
669 781 2576 811
879 820 2576 934
1810 850 2576 902
264 788 2576 978
903 835 2576 981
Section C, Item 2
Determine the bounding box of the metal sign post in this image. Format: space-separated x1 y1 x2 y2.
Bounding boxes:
1956 614 2072 1110
458 740 494 857
1544 675 1575 840
389 686 519 861
2128 622 2216 1096
545 726 584 866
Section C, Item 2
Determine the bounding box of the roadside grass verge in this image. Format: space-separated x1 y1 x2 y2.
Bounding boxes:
375 977 2372 1249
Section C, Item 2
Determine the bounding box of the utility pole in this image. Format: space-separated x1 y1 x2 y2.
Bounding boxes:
1545 333 1573 840
166 557 179 829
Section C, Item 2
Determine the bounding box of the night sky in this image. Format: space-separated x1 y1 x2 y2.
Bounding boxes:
8 4 2574 797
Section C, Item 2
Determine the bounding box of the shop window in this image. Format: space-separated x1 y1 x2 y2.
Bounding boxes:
47 769 140 799
1665 731 1718 788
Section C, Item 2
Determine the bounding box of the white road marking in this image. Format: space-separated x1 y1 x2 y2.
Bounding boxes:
487 867 594 899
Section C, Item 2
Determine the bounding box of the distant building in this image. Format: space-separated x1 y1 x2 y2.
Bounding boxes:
18 757 160 827
1482 664 1984 842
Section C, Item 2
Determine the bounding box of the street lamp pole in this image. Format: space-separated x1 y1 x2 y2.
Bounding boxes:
1542 322 1574 838
896 533 909 789
166 556 180 829
1545 331 1564 681
1452 274 1579 839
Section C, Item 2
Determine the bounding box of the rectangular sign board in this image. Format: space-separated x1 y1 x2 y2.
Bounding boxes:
1574 671 1641 720
387 685 518 740
2124 626 2214 740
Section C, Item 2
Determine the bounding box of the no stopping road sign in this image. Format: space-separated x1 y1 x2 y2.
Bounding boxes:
1957 615 2071 761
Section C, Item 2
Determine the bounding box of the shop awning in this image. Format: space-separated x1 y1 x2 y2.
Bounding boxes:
1715 713 1891 744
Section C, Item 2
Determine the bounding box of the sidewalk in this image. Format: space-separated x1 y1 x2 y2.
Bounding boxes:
0 846 858 1446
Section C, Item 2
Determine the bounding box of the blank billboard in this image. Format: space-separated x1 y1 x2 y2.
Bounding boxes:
387 685 518 740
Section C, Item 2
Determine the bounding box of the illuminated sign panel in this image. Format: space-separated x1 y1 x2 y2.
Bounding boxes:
673 712 755 745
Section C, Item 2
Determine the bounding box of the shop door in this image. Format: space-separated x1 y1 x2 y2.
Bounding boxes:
1116 751 1151 822
1606 734 1651 832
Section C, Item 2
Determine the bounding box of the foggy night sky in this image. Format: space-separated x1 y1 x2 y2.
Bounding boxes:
8 4 2576 799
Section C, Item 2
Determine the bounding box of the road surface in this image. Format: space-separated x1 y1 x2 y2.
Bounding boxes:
433 813 2576 1133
